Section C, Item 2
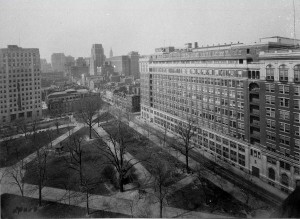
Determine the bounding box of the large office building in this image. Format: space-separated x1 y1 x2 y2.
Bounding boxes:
89 44 105 75
0 45 42 126
51 53 66 72
140 36 300 193
108 51 140 78
128 51 140 79
107 55 130 77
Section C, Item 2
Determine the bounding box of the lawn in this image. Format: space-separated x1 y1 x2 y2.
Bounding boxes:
167 178 250 218
23 126 139 196
1 193 130 218
0 126 74 168
101 120 187 183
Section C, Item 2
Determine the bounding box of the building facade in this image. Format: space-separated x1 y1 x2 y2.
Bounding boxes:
46 89 100 115
40 58 52 73
51 53 66 72
140 37 300 193
128 51 140 79
107 55 130 77
0 45 42 126
89 44 105 75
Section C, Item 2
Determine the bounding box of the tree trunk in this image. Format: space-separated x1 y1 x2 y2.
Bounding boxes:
39 180 42 206
185 147 189 173
86 191 89 215
56 123 59 134
89 125 92 139
160 200 163 218
119 176 124 192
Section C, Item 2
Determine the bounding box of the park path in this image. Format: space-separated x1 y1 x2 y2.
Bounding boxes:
128 117 279 217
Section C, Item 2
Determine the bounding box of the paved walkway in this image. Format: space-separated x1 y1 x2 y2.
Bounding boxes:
129 118 278 215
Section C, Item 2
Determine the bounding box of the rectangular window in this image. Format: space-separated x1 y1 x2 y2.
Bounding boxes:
294 86 300 96
280 122 290 133
266 107 276 117
280 98 289 107
279 85 290 94
279 110 290 120
266 95 275 104
279 135 290 146
266 84 275 92
294 100 300 109
295 126 300 136
267 131 276 141
267 119 276 129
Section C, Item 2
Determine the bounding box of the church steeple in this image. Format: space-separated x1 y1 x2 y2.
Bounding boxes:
109 47 113 58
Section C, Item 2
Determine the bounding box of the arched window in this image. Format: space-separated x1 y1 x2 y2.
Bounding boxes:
279 64 288 81
281 173 289 187
266 65 274 80
268 168 275 180
294 65 300 82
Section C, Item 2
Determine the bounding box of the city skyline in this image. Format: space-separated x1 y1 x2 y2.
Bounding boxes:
0 0 299 61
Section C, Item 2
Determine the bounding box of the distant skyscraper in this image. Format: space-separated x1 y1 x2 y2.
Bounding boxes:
51 53 66 72
128 51 140 79
40 58 52 73
0 45 42 126
107 56 130 77
89 44 105 75
110 48 113 58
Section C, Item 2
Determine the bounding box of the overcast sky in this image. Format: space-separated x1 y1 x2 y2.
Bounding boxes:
0 0 299 61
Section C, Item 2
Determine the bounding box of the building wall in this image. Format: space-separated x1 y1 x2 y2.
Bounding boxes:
139 44 300 194
108 56 130 77
90 44 105 75
0 45 42 126
51 53 66 72
128 51 140 79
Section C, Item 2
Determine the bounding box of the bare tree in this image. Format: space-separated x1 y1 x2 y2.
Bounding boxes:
30 121 50 206
170 117 197 173
77 95 103 139
15 119 30 139
65 134 84 185
149 160 175 218
7 157 27 197
95 119 143 192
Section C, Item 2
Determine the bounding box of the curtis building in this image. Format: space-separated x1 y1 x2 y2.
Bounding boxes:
140 36 300 194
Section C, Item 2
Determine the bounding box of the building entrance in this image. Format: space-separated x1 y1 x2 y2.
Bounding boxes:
252 166 260 177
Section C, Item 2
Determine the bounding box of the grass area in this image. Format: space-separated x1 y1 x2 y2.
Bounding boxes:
93 112 115 124
101 120 187 183
23 126 138 196
167 178 250 218
1 193 130 218
0 126 74 168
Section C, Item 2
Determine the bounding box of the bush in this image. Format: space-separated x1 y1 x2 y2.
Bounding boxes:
101 165 119 189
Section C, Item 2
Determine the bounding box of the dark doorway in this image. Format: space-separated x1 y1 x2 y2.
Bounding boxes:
252 166 260 177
